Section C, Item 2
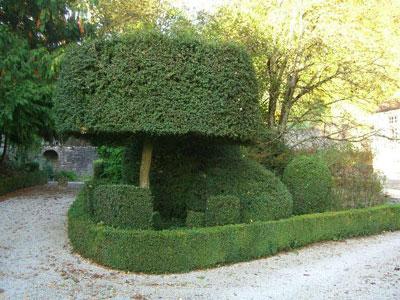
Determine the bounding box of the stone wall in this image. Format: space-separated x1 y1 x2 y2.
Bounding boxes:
42 145 98 176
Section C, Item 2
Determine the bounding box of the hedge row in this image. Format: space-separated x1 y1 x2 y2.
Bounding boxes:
0 170 48 196
69 192 400 273
92 184 153 229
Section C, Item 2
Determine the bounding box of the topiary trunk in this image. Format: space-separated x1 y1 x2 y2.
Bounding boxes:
139 138 153 189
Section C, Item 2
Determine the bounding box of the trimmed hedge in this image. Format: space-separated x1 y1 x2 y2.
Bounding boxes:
283 155 333 215
69 192 400 273
205 195 241 226
0 170 48 196
186 210 205 228
123 141 293 223
92 184 153 229
54 29 261 143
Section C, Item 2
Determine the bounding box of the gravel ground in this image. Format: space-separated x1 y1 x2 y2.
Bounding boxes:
0 185 400 300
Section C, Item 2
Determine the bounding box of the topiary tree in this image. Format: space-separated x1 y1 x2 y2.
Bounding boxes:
54 29 261 189
283 155 333 215
56 29 294 228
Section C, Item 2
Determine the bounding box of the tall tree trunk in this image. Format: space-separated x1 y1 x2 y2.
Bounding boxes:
278 73 298 134
1 134 7 163
267 91 278 128
139 138 153 189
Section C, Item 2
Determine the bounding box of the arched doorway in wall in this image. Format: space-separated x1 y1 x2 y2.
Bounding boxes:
42 149 59 176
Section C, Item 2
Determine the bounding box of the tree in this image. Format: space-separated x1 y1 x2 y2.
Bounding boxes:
56 29 294 224
0 0 94 162
200 0 400 140
0 0 92 49
0 25 53 161
81 0 165 34
54 29 261 188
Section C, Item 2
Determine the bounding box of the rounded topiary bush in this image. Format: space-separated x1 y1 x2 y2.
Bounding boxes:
283 155 333 215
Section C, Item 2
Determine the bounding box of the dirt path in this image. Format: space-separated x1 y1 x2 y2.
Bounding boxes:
0 185 399 299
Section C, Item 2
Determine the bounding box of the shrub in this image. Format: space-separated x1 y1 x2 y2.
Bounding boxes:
244 130 294 176
205 195 241 226
283 155 332 215
316 145 385 209
69 192 400 273
54 170 78 185
21 161 40 172
94 146 123 182
93 159 104 179
42 160 54 180
151 211 163 230
332 171 384 209
121 143 141 184
0 170 48 196
126 141 293 224
54 29 261 144
92 184 153 229
81 180 104 215
186 211 205 228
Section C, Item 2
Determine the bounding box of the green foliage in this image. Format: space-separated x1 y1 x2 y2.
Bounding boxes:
0 0 91 49
121 142 141 184
205 195 240 226
0 170 47 196
151 211 163 230
54 170 78 182
81 179 107 216
0 25 54 148
54 29 261 143
122 140 292 223
283 155 333 215
95 146 123 182
201 1 400 134
92 184 153 229
93 159 105 180
42 160 55 180
69 192 400 273
186 210 205 228
316 145 385 209
20 161 40 172
90 0 168 34
244 130 294 176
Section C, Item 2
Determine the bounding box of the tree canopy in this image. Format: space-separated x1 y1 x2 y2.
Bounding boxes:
0 25 54 160
0 0 92 49
199 0 400 140
0 0 92 161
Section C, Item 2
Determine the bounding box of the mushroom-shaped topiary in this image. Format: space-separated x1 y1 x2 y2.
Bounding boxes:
54 29 261 188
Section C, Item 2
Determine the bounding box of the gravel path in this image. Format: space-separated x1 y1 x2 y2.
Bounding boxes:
0 185 400 300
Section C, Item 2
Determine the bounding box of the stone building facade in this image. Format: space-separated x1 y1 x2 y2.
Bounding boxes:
42 139 98 176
